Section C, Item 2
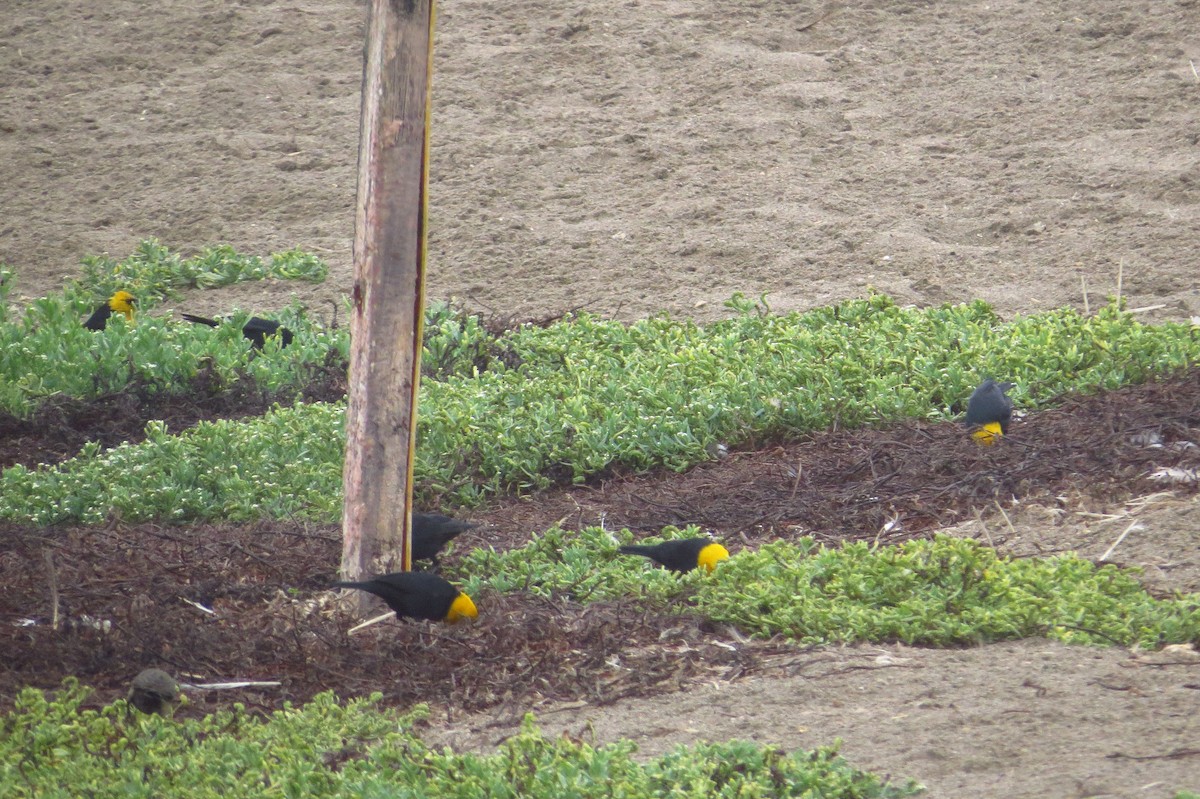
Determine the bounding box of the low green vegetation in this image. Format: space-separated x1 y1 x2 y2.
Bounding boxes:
76 238 328 298
0 243 494 418
0 682 920 799
457 529 1200 649
3 275 1200 523
697 535 1199 647
5 246 1196 792
0 302 344 418
0 242 337 418
419 295 1198 498
0 403 348 524
3 247 1197 793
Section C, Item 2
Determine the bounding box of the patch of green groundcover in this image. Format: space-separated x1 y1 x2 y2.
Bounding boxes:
0 682 920 799
455 529 1200 649
0 258 339 419
2 292 1199 524
74 238 329 299
0 244 490 418
0 403 349 523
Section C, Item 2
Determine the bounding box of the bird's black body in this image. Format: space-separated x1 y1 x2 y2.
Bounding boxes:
128 668 180 715
83 304 114 331
411 512 476 563
333 570 465 622
965 378 1014 433
181 313 294 349
619 537 721 573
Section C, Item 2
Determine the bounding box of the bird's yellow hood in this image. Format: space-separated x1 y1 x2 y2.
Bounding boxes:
698 542 730 572
446 592 478 623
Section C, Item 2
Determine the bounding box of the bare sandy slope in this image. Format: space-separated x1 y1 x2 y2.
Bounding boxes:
1 0 1197 322
428 639 1200 799
2 0 1199 795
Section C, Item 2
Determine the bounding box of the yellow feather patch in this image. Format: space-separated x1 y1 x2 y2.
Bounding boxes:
446 592 478 623
698 542 730 572
971 422 1004 446
109 291 136 321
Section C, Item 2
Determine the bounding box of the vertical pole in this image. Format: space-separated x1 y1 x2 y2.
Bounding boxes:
341 0 436 584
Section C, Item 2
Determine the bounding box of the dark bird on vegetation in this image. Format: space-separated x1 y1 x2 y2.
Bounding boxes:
965 378 1015 445
333 570 477 624
411 512 477 565
180 313 294 349
618 537 730 573
83 290 136 330
128 668 181 715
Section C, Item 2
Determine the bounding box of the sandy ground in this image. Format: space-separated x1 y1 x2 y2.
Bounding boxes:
428 492 1200 798
2 0 1200 796
2 0 1198 322
428 639 1200 799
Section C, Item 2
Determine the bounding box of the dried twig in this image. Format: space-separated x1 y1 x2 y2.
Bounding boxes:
43 549 60 632
796 2 840 32
348 610 395 635
1107 747 1200 761
992 500 1017 535
1098 519 1140 562
181 597 217 616
182 680 283 691
788 460 804 502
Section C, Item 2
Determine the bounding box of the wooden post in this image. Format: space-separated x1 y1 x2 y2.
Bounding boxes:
341 0 436 584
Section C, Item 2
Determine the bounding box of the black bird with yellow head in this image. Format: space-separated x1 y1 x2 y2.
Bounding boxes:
965 378 1015 445
83 290 136 330
618 537 730 573
334 570 477 624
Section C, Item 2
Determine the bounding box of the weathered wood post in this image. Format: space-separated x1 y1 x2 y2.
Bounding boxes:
341 0 436 586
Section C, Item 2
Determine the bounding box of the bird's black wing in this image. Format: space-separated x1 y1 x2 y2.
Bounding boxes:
83 304 112 331
965 379 1014 431
243 317 292 349
618 539 708 573
411 513 477 561
333 571 457 621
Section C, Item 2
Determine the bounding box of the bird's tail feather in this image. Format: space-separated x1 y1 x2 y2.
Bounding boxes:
618 545 655 556
181 313 219 327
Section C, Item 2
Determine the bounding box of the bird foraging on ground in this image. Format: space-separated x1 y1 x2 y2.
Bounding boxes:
965 378 1014 445
411 512 477 565
333 570 477 623
180 313 294 349
128 668 180 715
83 290 136 330
618 537 729 573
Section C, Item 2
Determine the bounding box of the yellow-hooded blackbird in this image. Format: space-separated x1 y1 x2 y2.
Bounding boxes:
965 378 1014 445
333 570 477 623
618 537 730 573
411 512 477 565
83 290 136 330
180 313 294 349
128 668 180 715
